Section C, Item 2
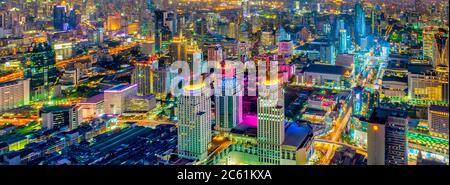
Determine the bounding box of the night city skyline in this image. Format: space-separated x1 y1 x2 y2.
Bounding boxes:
0 0 448 167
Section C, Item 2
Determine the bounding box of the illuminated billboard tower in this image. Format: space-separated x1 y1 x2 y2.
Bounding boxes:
257 62 285 165
176 81 212 161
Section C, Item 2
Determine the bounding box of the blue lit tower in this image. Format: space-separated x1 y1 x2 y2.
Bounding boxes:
352 86 364 116
339 29 348 53
334 18 345 41
53 4 67 31
68 9 80 30
355 3 366 45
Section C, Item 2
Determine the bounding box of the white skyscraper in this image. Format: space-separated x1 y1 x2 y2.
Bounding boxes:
177 81 212 161
257 73 285 165
0 79 30 112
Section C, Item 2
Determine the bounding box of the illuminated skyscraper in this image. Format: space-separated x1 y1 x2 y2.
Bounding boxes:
106 14 121 31
214 63 242 132
169 32 187 62
423 26 437 64
24 42 57 101
368 122 385 165
68 9 80 30
53 4 67 31
257 69 285 165
154 10 165 53
428 105 449 139
354 3 366 45
176 82 212 161
0 79 30 112
132 60 155 96
385 116 408 165
339 29 348 54
319 43 335 65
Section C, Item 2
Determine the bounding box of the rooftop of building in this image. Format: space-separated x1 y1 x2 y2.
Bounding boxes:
4 135 27 144
104 84 137 93
282 122 313 150
40 105 74 113
365 106 409 124
387 59 408 70
80 93 104 104
231 123 257 137
382 75 408 83
304 64 350 75
0 78 26 87
304 107 327 117
429 105 449 113
128 94 156 99
408 64 435 74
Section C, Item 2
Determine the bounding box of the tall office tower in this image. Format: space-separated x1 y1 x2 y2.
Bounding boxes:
169 32 187 62
354 3 366 45
68 9 80 30
436 38 449 102
24 42 57 102
176 81 212 161
104 84 138 115
53 3 67 31
371 9 375 35
335 18 345 40
339 29 348 54
215 63 242 132
153 63 171 99
163 11 177 36
434 34 449 67
0 79 30 112
186 40 204 74
257 68 285 165
131 60 155 96
423 26 437 64
385 116 408 165
319 43 335 65
106 14 121 32
207 44 224 63
367 122 385 165
154 10 165 53
428 105 449 139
